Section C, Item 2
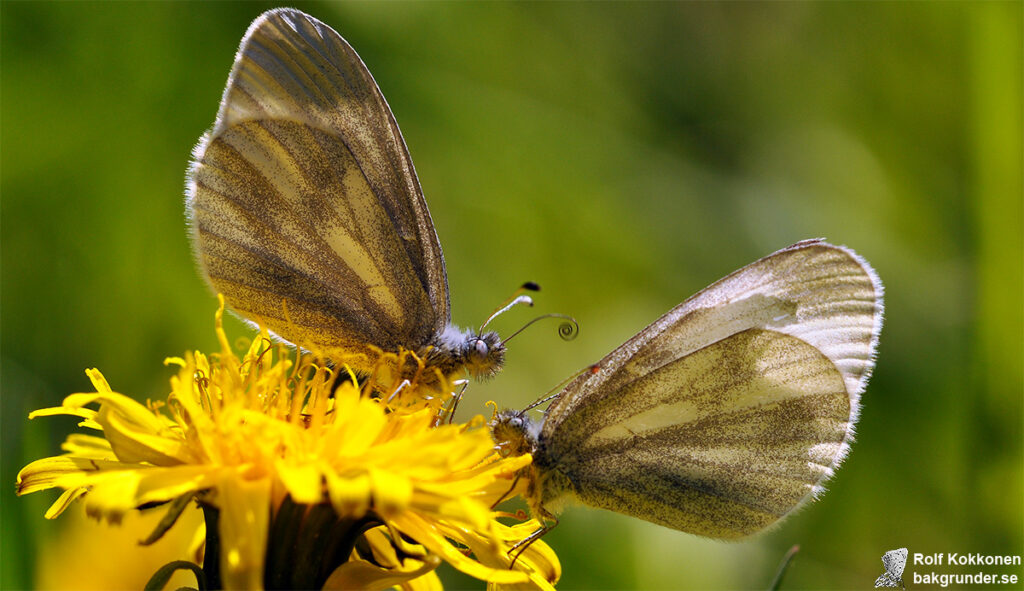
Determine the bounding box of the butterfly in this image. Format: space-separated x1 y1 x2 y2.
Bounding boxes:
185 9 506 390
874 548 908 588
492 240 883 549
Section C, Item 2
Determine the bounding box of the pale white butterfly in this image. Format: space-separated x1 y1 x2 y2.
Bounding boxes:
186 8 511 394
875 548 908 588
492 240 883 549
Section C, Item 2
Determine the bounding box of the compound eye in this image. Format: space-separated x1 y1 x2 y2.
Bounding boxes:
473 339 489 360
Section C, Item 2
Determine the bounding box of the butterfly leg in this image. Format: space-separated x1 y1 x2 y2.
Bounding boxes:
490 472 522 510
386 379 412 404
508 516 558 568
444 380 470 424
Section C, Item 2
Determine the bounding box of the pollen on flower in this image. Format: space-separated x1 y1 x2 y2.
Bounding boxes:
16 297 559 591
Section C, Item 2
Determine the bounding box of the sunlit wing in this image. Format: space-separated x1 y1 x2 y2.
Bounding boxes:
882 548 908 578
544 329 851 538
186 8 448 360
539 240 883 537
545 240 882 426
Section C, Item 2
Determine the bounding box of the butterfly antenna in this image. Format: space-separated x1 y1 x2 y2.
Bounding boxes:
522 363 600 412
480 282 541 332
500 314 579 347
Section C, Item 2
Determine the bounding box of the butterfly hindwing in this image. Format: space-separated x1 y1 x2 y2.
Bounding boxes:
538 240 882 538
187 9 448 363
542 328 849 538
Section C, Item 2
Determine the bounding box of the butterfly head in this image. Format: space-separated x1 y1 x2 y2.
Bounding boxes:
462 330 505 379
490 409 539 457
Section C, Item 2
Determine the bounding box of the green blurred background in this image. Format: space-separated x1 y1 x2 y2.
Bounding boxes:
3 2 1021 589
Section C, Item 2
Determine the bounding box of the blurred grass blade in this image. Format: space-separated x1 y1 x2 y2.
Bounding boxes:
767 545 800 591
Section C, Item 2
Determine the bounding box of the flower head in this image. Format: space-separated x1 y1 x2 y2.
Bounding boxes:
18 297 559 590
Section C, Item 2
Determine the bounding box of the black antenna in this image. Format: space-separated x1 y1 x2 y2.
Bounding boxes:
480 282 541 332
522 364 600 412
500 313 579 346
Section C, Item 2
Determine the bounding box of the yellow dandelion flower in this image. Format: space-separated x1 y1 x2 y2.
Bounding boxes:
17 298 559 590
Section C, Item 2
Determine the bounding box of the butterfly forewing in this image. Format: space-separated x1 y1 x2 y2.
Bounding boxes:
882 548 908 579
544 240 882 427
187 9 448 364
875 548 908 587
539 240 882 538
